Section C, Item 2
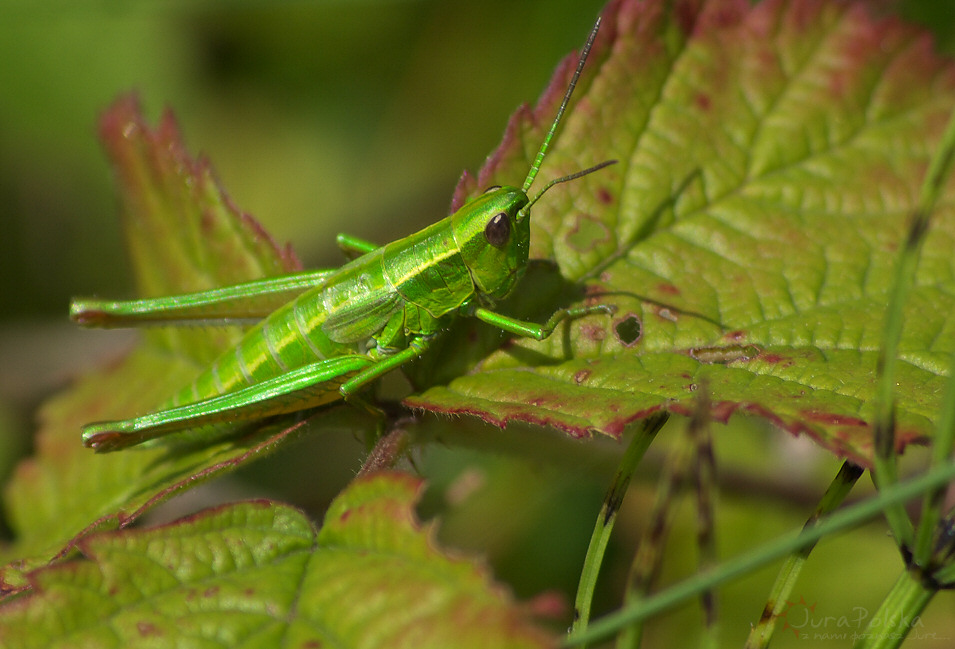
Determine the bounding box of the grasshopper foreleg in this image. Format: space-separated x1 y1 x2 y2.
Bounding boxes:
336 233 379 258
340 336 433 397
335 337 434 443
473 304 616 341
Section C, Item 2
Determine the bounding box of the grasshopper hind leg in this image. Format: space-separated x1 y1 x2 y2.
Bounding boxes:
83 355 376 452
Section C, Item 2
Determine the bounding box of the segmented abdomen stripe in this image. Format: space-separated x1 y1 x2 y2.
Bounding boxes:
210 363 226 394
261 318 290 372
235 344 254 385
292 299 325 359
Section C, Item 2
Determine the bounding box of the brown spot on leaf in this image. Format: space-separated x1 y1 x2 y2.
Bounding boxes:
691 344 759 364
584 284 607 303
758 353 793 367
800 411 867 427
137 622 162 637
654 306 679 322
580 322 606 342
574 369 592 385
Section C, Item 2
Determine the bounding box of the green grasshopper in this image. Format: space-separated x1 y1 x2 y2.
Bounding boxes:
71 18 614 453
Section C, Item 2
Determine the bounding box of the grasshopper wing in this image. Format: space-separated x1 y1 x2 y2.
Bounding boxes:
321 285 403 344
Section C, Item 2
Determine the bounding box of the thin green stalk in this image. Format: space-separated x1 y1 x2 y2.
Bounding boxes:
930 553 955 585
615 417 695 649
871 105 955 551
570 413 668 645
912 344 955 568
690 389 718 649
911 106 955 565
852 570 936 649
744 461 864 649
563 459 955 648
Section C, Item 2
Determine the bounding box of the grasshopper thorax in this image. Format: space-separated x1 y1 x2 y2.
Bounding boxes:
451 185 531 302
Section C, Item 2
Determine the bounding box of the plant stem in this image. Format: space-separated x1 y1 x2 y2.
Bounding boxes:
852 571 936 649
744 461 864 649
871 104 955 552
562 459 955 648
569 412 668 646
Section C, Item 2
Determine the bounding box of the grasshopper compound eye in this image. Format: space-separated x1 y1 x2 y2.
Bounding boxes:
484 212 511 247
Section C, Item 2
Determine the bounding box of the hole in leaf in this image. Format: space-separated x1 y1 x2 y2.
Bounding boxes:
614 314 642 346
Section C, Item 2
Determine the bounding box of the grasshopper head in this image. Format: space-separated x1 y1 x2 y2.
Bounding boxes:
451 186 531 302
449 17 611 305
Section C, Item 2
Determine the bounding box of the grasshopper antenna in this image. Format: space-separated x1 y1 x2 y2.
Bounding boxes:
521 16 601 195
522 159 617 215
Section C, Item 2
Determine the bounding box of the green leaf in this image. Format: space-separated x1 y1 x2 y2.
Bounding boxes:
408 0 955 465
0 472 553 649
6 0 953 588
0 96 316 582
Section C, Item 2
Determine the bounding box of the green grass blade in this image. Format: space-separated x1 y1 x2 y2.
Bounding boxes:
570 413 667 646
910 106 955 568
872 103 955 552
563 458 955 648
614 402 708 649
744 461 864 649
852 570 936 649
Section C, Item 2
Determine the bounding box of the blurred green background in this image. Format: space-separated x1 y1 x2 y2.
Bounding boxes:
1 1 955 646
